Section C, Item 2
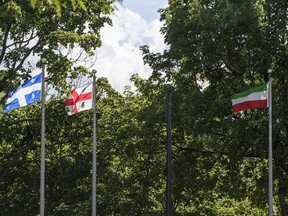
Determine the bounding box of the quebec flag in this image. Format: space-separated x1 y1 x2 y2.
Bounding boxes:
3 73 42 113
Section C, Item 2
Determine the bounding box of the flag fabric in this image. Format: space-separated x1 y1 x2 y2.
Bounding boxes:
231 83 269 112
3 73 42 113
65 83 92 115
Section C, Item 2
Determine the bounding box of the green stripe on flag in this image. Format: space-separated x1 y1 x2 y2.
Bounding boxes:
232 83 268 99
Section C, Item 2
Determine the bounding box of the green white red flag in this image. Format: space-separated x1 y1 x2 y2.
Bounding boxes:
231 83 269 112
65 83 92 115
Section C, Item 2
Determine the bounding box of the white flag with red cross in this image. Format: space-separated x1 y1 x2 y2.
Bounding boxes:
65 83 93 115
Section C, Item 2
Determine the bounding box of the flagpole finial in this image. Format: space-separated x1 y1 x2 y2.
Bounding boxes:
167 84 175 93
41 58 47 64
268 69 272 74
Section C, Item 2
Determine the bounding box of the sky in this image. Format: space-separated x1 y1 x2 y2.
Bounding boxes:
94 0 168 93
1 1 169 95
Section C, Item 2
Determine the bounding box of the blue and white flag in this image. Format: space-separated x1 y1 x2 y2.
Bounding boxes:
3 73 42 113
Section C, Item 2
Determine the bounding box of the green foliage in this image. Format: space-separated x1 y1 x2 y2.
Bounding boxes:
30 0 121 16
2 0 288 215
30 0 87 15
141 0 288 214
0 0 114 95
0 77 165 215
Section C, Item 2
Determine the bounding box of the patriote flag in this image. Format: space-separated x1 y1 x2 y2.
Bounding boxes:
231 83 269 112
65 83 92 115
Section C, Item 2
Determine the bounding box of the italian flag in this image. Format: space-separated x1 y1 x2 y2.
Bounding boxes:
65 83 93 115
232 83 269 112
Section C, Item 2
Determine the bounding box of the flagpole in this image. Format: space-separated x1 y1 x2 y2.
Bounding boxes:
92 70 97 216
40 58 46 216
268 69 273 216
166 85 174 216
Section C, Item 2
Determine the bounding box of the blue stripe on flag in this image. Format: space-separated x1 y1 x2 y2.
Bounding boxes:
25 90 41 105
8 87 20 98
22 73 42 88
3 98 20 113
3 73 42 113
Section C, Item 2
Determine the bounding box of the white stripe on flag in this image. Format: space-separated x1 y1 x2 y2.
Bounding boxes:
232 90 267 106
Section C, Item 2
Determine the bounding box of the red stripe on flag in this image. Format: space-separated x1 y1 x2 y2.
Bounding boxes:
65 91 92 114
233 99 267 112
75 92 92 103
66 92 92 105
65 98 74 106
71 89 79 114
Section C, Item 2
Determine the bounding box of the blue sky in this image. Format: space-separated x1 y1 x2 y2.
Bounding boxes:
122 0 167 21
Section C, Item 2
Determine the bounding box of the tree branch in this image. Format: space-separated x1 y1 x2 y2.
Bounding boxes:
0 23 12 65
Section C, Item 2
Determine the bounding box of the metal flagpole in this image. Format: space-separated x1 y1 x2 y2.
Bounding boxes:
166 85 174 216
40 58 46 216
92 70 97 216
268 69 273 216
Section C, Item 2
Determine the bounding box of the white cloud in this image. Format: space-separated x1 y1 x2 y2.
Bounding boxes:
94 4 166 93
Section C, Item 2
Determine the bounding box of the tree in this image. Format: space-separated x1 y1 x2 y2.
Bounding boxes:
0 0 114 97
29 0 122 16
141 0 288 214
0 0 118 214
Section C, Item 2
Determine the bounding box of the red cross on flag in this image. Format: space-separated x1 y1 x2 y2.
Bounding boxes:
65 83 93 115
